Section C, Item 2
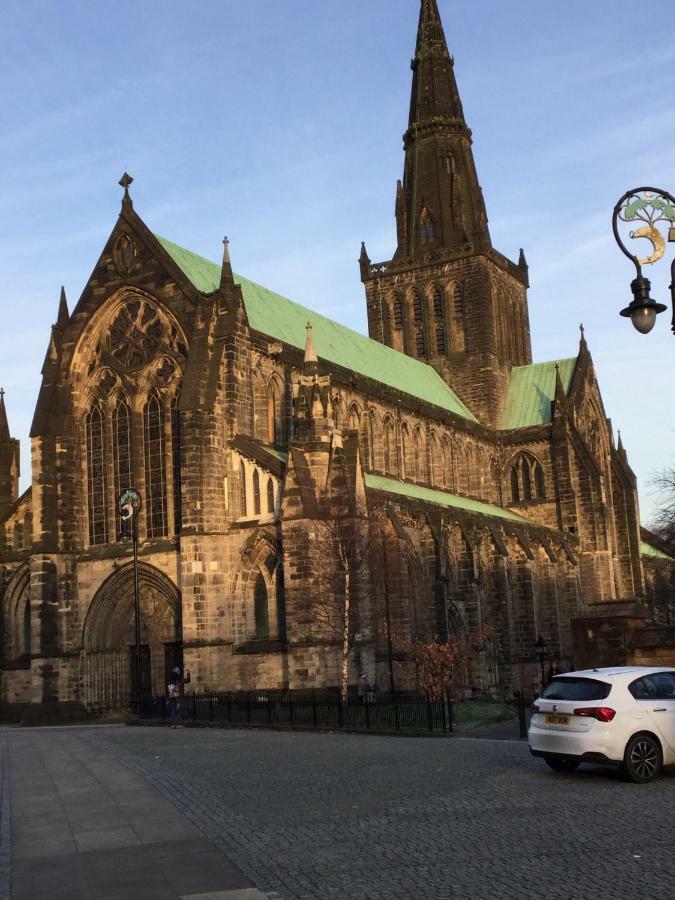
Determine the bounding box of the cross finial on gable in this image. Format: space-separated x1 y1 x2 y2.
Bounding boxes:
119 172 134 208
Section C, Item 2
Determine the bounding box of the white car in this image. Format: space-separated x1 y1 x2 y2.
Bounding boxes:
528 666 675 783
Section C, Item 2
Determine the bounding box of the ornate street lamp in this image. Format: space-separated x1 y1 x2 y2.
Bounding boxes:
535 635 547 694
119 488 143 712
612 187 675 335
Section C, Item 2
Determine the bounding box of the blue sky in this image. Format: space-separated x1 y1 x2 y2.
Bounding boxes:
1 0 674 521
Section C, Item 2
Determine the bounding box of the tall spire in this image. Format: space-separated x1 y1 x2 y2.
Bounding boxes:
0 388 9 441
395 0 490 260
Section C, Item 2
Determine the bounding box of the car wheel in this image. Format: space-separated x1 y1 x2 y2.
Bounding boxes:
622 734 662 784
543 755 580 773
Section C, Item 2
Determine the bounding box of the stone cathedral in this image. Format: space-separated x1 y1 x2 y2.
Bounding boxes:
1 0 672 711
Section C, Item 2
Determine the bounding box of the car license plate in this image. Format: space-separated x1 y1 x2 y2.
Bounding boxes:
545 714 570 726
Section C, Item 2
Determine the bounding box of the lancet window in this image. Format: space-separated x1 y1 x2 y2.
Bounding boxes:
509 453 546 503
86 403 108 546
144 392 167 538
254 573 270 639
253 470 261 516
267 478 275 514
240 461 248 517
113 399 133 538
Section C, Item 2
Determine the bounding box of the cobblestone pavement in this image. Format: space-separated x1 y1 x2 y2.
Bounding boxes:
64 725 675 900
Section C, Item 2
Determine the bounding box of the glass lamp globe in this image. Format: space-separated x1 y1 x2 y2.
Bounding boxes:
630 305 657 334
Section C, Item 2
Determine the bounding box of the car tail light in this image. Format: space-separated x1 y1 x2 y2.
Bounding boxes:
573 706 616 722
531 704 539 713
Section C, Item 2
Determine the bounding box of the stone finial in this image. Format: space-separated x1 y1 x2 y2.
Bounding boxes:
220 235 234 285
119 172 133 209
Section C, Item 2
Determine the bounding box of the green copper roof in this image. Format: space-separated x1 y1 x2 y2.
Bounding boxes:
155 234 476 422
364 473 533 525
641 541 673 561
500 357 577 430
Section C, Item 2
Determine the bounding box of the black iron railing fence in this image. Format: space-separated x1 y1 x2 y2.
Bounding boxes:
134 690 454 734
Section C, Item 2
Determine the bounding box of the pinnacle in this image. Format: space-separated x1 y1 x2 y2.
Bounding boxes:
0 388 10 440
56 286 69 328
304 321 318 372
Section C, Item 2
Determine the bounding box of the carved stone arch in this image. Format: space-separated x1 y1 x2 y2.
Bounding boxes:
231 528 283 643
81 562 180 708
347 401 362 430
71 286 189 390
83 562 180 652
1 564 31 659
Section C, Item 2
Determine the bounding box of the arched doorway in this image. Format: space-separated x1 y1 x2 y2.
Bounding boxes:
82 562 181 709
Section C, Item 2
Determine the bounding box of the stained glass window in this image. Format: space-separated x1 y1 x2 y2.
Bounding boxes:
266 478 275 514
144 393 166 538
113 399 132 539
87 403 108 545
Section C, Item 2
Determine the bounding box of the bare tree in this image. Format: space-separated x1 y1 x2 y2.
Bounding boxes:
650 466 675 553
310 515 372 704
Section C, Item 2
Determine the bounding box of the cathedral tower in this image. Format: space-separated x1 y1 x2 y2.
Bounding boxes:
361 0 532 426
0 390 20 519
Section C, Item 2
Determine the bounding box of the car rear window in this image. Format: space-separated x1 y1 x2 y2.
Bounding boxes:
542 677 611 701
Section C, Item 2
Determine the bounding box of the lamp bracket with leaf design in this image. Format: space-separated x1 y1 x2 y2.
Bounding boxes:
612 187 675 335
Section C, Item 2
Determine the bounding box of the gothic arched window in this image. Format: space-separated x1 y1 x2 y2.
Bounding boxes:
413 291 424 325
253 469 261 516
442 437 452 489
113 399 132 539
367 411 376 470
521 457 532 501
452 283 466 352
240 461 247 517
171 395 182 536
535 463 546 499
435 326 446 355
254 573 269 639
510 466 520 504
401 424 410 480
413 429 423 482
86 403 108 546
393 294 404 329
144 392 166 538
383 418 394 475
267 382 281 445
509 453 546 504
266 478 275 514
419 207 434 243
415 329 426 359
433 285 444 320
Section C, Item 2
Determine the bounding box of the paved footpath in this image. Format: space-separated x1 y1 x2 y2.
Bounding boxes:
1 723 674 899
0 725 275 900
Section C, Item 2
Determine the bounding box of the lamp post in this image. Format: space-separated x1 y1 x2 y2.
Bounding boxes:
612 187 675 335
119 489 142 713
535 635 547 695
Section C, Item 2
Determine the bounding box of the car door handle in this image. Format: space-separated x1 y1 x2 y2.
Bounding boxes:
652 708 667 712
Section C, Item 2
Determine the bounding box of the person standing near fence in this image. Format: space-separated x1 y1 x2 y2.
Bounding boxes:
167 666 191 728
